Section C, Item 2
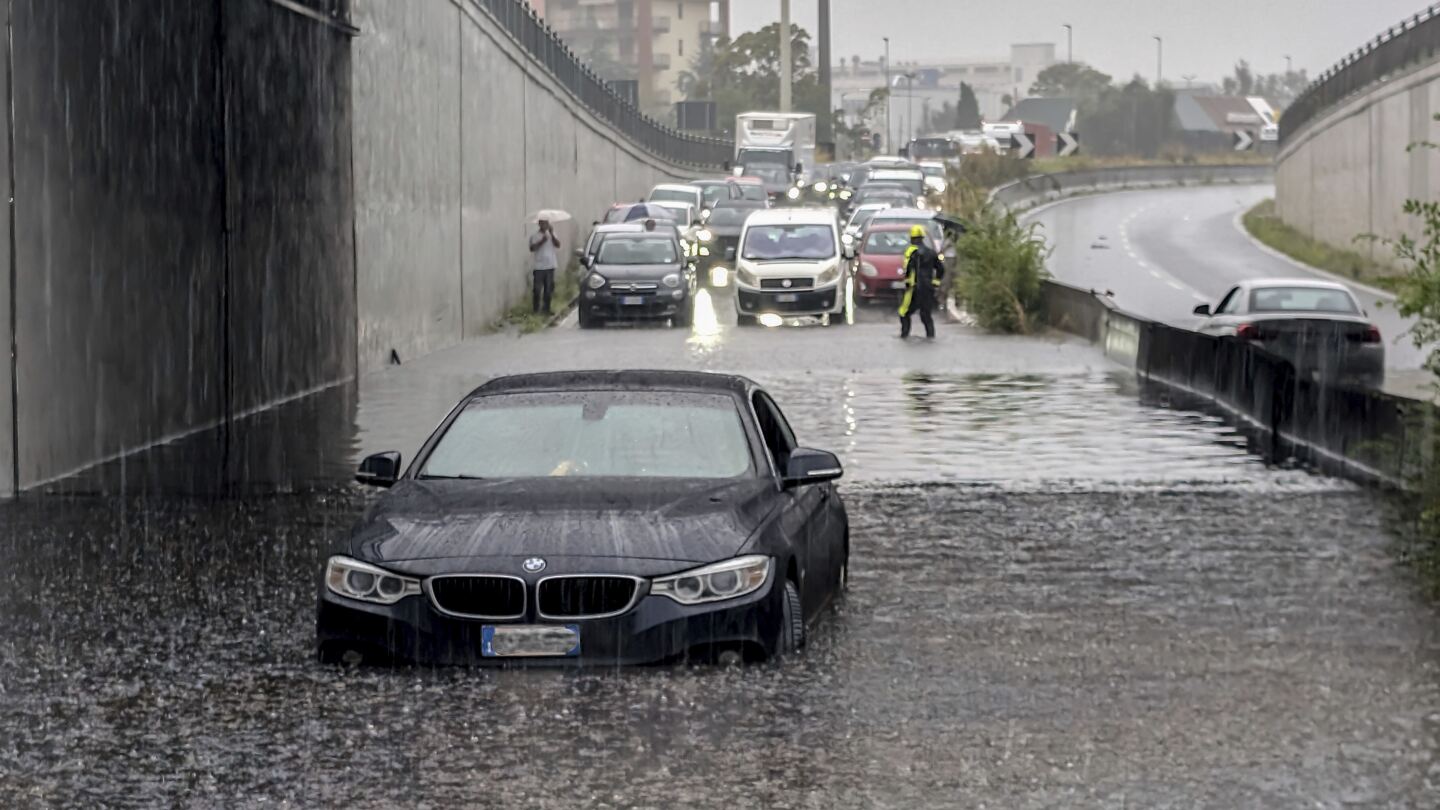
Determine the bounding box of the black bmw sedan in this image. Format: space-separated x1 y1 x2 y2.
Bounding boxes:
316 370 849 666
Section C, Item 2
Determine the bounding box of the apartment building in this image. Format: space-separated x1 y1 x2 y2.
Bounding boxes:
537 0 728 113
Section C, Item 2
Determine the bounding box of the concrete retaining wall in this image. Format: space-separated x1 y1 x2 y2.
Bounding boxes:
351 0 695 370
991 164 1275 211
1276 58 1440 263
2 0 355 493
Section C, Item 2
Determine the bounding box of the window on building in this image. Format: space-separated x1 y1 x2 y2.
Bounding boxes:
678 39 684 57
677 1 683 19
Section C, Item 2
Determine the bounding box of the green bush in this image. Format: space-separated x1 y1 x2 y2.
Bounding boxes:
953 205 1049 333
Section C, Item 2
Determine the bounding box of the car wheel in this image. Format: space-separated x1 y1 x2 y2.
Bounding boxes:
673 303 694 328
578 308 599 329
838 536 850 591
779 579 806 655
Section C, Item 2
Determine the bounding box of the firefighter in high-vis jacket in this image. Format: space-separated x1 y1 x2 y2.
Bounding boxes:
898 224 945 339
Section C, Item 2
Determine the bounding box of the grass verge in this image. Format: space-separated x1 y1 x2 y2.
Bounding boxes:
1242 199 1403 292
497 266 580 334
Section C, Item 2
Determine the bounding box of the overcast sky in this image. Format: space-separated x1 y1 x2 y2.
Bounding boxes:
730 0 1430 84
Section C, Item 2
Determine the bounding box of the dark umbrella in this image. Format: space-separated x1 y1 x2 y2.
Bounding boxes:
623 203 671 222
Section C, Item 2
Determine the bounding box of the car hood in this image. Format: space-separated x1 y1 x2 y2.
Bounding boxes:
342 477 779 566
592 262 683 280
741 259 838 276
860 253 905 275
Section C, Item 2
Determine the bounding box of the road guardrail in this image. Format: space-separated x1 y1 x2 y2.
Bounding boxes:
990 164 1274 210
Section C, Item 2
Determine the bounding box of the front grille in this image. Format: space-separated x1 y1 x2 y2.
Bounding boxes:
428 576 526 618
760 277 814 290
537 576 640 619
609 281 659 293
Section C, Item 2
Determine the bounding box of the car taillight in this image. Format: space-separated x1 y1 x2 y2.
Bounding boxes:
1236 323 1262 340
1362 325 1381 343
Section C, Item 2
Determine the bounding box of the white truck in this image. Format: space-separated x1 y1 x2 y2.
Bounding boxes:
734 112 817 200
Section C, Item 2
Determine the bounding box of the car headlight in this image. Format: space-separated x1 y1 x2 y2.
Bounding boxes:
700 208 711 221
813 181 828 193
816 263 842 285
735 266 759 287
662 273 681 288
842 232 855 246
586 273 607 290
699 246 711 256
838 189 853 200
697 229 713 242
325 556 421 605
786 187 801 200
859 262 879 277
651 555 770 605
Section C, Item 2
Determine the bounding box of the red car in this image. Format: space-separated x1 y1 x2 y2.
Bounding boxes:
854 224 915 302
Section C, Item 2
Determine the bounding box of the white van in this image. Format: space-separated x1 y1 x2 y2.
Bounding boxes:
727 207 845 326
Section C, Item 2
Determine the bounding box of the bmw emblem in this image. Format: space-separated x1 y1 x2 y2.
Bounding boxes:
523 557 547 573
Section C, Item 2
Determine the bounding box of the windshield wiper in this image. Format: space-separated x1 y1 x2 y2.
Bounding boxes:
418 474 485 480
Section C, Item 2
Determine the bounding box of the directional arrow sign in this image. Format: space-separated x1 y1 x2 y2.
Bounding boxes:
1057 131 1080 157
1012 131 1035 159
1233 129 1254 151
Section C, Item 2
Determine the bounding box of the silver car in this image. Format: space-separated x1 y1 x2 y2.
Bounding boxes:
1192 278 1384 387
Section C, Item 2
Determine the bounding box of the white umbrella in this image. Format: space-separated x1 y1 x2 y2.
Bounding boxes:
528 209 572 224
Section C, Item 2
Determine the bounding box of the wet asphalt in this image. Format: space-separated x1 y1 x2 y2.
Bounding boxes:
3 274 1439 807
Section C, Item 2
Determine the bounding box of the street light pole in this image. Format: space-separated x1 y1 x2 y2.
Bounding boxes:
779 0 792 112
882 37 891 153
1153 35 1163 86
1284 54 1293 74
1062 24 1072 64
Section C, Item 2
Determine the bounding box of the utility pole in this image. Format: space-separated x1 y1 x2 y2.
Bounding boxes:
1062 24 1072 64
882 37 891 153
779 0 792 112
818 0 832 144
1153 35 1163 86
904 72 916 148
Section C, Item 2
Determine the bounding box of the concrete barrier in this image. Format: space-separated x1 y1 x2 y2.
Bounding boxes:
351 0 702 371
991 164 1275 211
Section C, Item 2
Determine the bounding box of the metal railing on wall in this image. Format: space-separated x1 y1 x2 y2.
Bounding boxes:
1281 4 1440 146
470 0 733 167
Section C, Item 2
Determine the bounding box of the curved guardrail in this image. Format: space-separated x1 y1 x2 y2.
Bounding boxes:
472 0 733 167
1281 4 1440 145
989 164 1274 210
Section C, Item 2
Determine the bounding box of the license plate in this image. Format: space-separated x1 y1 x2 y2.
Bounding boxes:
891 281 908 290
481 624 581 657
620 296 645 306
774 293 798 303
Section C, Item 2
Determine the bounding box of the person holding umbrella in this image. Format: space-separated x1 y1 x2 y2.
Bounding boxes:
529 214 563 315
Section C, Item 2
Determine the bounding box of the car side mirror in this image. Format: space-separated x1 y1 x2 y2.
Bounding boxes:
725 246 736 262
356 451 401 487
1193 304 1212 316
783 449 843 488
574 248 587 261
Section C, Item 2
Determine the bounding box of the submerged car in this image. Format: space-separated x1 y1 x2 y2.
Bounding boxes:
1192 278 1384 387
316 371 850 666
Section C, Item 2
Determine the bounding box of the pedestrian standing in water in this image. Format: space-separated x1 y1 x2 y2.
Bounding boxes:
530 218 560 315
898 225 944 339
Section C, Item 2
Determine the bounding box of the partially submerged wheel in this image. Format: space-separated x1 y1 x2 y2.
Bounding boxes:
779 579 806 655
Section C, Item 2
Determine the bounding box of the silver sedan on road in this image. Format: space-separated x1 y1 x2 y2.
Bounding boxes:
1192 278 1385 387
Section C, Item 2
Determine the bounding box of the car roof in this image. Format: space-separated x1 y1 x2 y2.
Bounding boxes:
744 207 837 226
871 208 936 219
592 222 646 233
1242 277 1353 292
866 222 915 232
652 183 702 193
472 370 759 398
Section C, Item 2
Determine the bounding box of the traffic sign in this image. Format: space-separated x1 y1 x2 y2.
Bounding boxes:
1057 131 1080 157
1012 131 1035 159
1233 130 1254 151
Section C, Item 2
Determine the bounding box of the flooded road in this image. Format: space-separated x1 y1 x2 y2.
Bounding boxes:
3 298 1438 807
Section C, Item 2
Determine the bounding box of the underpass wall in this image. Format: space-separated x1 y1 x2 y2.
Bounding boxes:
353 0 695 371
1276 58 1440 263
3 0 355 493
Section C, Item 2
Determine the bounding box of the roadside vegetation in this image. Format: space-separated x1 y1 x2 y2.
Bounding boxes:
1242 199 1401 291
947 199 1050 334
497 265 580 335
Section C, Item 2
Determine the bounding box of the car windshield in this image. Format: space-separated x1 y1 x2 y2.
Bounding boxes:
734 184 767 201
742 224 836 261
870 173 925 195
748 165 790 184
1249 287 1359 313
422 392 753 479
847 208 884 230
650 188 698 206
864 231 911 255
921 165 945 178
706 206 757 227
596 236 678 265
697 184 730 206
652 205 691 225
876 218 940 242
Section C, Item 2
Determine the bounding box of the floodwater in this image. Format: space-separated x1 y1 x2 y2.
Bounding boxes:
3 307 1438 807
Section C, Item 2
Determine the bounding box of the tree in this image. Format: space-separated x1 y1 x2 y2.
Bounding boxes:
679 23 831 134
1222 60 1256 97
955 82 981 129
1029 62 1112 104
1075 76 1176 158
